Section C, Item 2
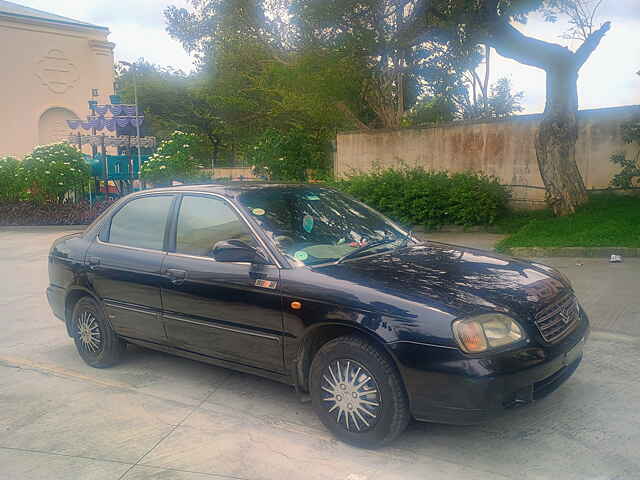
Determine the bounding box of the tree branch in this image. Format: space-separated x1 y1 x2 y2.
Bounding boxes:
486 21 570 70
336 102 370 130
574 21 611 68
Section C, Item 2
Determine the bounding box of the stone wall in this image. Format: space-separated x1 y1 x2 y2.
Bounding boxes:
336 105 640 208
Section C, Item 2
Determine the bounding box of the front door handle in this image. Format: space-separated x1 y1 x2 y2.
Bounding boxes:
87 256 101 269
166 268 187 285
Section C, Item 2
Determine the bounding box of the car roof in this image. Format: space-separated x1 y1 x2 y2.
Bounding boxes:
136 182 330 199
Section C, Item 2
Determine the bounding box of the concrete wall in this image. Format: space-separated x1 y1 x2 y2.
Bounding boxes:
336 106 640 208
0 11 114 158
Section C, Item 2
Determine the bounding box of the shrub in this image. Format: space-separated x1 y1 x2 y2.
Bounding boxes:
0 156 27 202
332 168 508 228
140 131 200 185
610 118 640 188
0 200 114 226
22 143 90 203
247 128 332 181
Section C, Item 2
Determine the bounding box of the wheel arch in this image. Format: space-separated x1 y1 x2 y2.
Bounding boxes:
293 322 405 394
64 287 103 337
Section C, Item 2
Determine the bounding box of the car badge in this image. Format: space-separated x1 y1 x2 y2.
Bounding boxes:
559 311 569 324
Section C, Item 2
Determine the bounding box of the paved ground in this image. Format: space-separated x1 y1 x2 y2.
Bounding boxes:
1 227 639 480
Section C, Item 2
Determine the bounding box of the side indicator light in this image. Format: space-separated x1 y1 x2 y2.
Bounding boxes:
290 301 302 310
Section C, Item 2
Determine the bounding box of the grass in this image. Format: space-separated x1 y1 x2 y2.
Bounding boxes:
496 194 640 251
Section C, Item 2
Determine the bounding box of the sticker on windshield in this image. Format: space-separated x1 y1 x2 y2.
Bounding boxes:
252 208 265 216
294 250 309 261
302 214 314 233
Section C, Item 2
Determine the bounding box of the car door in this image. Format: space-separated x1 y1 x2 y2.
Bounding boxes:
160 193 284 373
86 193 175 343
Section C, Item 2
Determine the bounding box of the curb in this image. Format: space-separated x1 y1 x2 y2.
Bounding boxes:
502 246 640 258
413 225 501 234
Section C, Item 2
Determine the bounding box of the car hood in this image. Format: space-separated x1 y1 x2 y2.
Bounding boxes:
313 242 570 320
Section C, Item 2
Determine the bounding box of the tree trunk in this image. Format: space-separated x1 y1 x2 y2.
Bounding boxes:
535 66 588 215
485 19 610 215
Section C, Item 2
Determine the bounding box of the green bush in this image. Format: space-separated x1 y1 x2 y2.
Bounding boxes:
332 168 509 228
0 156 27 202
22 143 90 203
247 128 331 181
610 118 640 188
140 131 200 185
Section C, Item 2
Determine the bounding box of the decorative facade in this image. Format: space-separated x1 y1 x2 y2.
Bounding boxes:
0 1 115 157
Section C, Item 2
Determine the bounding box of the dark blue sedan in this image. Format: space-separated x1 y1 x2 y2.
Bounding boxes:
46 184 588 447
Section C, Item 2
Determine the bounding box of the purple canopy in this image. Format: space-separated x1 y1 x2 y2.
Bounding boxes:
130 116 144 128
124 105 137 116
66 119 81 129
110 104 123 116
94 105 109 116
105 118 116 132
116 117 131 128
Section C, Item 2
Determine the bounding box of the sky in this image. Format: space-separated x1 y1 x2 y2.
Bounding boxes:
17 0 640 114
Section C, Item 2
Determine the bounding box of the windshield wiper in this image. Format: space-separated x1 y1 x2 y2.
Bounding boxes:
335 238 397 264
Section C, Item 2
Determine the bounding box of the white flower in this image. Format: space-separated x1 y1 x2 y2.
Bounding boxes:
45 170 50 174
58 182 64 185
159 165 166 170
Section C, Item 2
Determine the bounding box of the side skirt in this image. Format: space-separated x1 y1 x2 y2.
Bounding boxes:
122 335 294 386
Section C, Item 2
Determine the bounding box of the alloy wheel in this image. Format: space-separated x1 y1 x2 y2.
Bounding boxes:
320 359 381 432
76 311 102 353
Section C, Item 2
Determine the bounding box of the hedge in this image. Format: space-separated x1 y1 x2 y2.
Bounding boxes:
0 201 114 226
332 168 509 228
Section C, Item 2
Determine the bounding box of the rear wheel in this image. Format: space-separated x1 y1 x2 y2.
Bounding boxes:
310 335 410 448
71 297 124 368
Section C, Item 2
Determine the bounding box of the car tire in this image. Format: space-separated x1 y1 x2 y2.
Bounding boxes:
310 334 410 448
71 297 125 368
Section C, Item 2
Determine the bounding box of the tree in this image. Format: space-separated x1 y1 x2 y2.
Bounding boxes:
116 61 223 165
420 0 610 215
460 77 524 120
291 0 480 128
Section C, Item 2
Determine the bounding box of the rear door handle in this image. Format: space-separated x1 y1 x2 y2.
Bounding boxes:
166 268 187 285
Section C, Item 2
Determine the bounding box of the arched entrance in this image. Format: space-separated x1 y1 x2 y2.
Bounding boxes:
38 107 78 146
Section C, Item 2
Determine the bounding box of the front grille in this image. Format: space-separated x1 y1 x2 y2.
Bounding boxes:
534 295 580 343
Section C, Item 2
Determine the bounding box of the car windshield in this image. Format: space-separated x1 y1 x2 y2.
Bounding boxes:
237 187 409 266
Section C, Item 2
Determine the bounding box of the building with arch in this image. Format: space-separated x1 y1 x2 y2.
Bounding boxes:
0 1 114 158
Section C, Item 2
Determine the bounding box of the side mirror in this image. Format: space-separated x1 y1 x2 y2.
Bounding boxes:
212 240 270 264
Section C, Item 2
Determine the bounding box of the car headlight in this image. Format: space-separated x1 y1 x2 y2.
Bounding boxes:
452 314 525 353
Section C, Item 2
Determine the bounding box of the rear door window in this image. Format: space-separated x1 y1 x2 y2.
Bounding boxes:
108 195 174 250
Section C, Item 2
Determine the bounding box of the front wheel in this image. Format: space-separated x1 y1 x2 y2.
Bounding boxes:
71 297 125 368
309 335 410 448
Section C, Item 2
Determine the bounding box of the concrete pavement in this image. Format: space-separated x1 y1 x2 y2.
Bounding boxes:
1 227 639 480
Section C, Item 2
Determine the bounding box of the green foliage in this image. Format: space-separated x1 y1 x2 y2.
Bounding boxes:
332 168 508 227
22 143 90 204
140 131 201 185
497 194 640 249
0 156 27 202
248 128 332 181
403 98 456 127
610 119 640 189
0 200 114 226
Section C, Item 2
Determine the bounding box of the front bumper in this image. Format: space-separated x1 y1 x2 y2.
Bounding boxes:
46 285 66 322
388 310 590 425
